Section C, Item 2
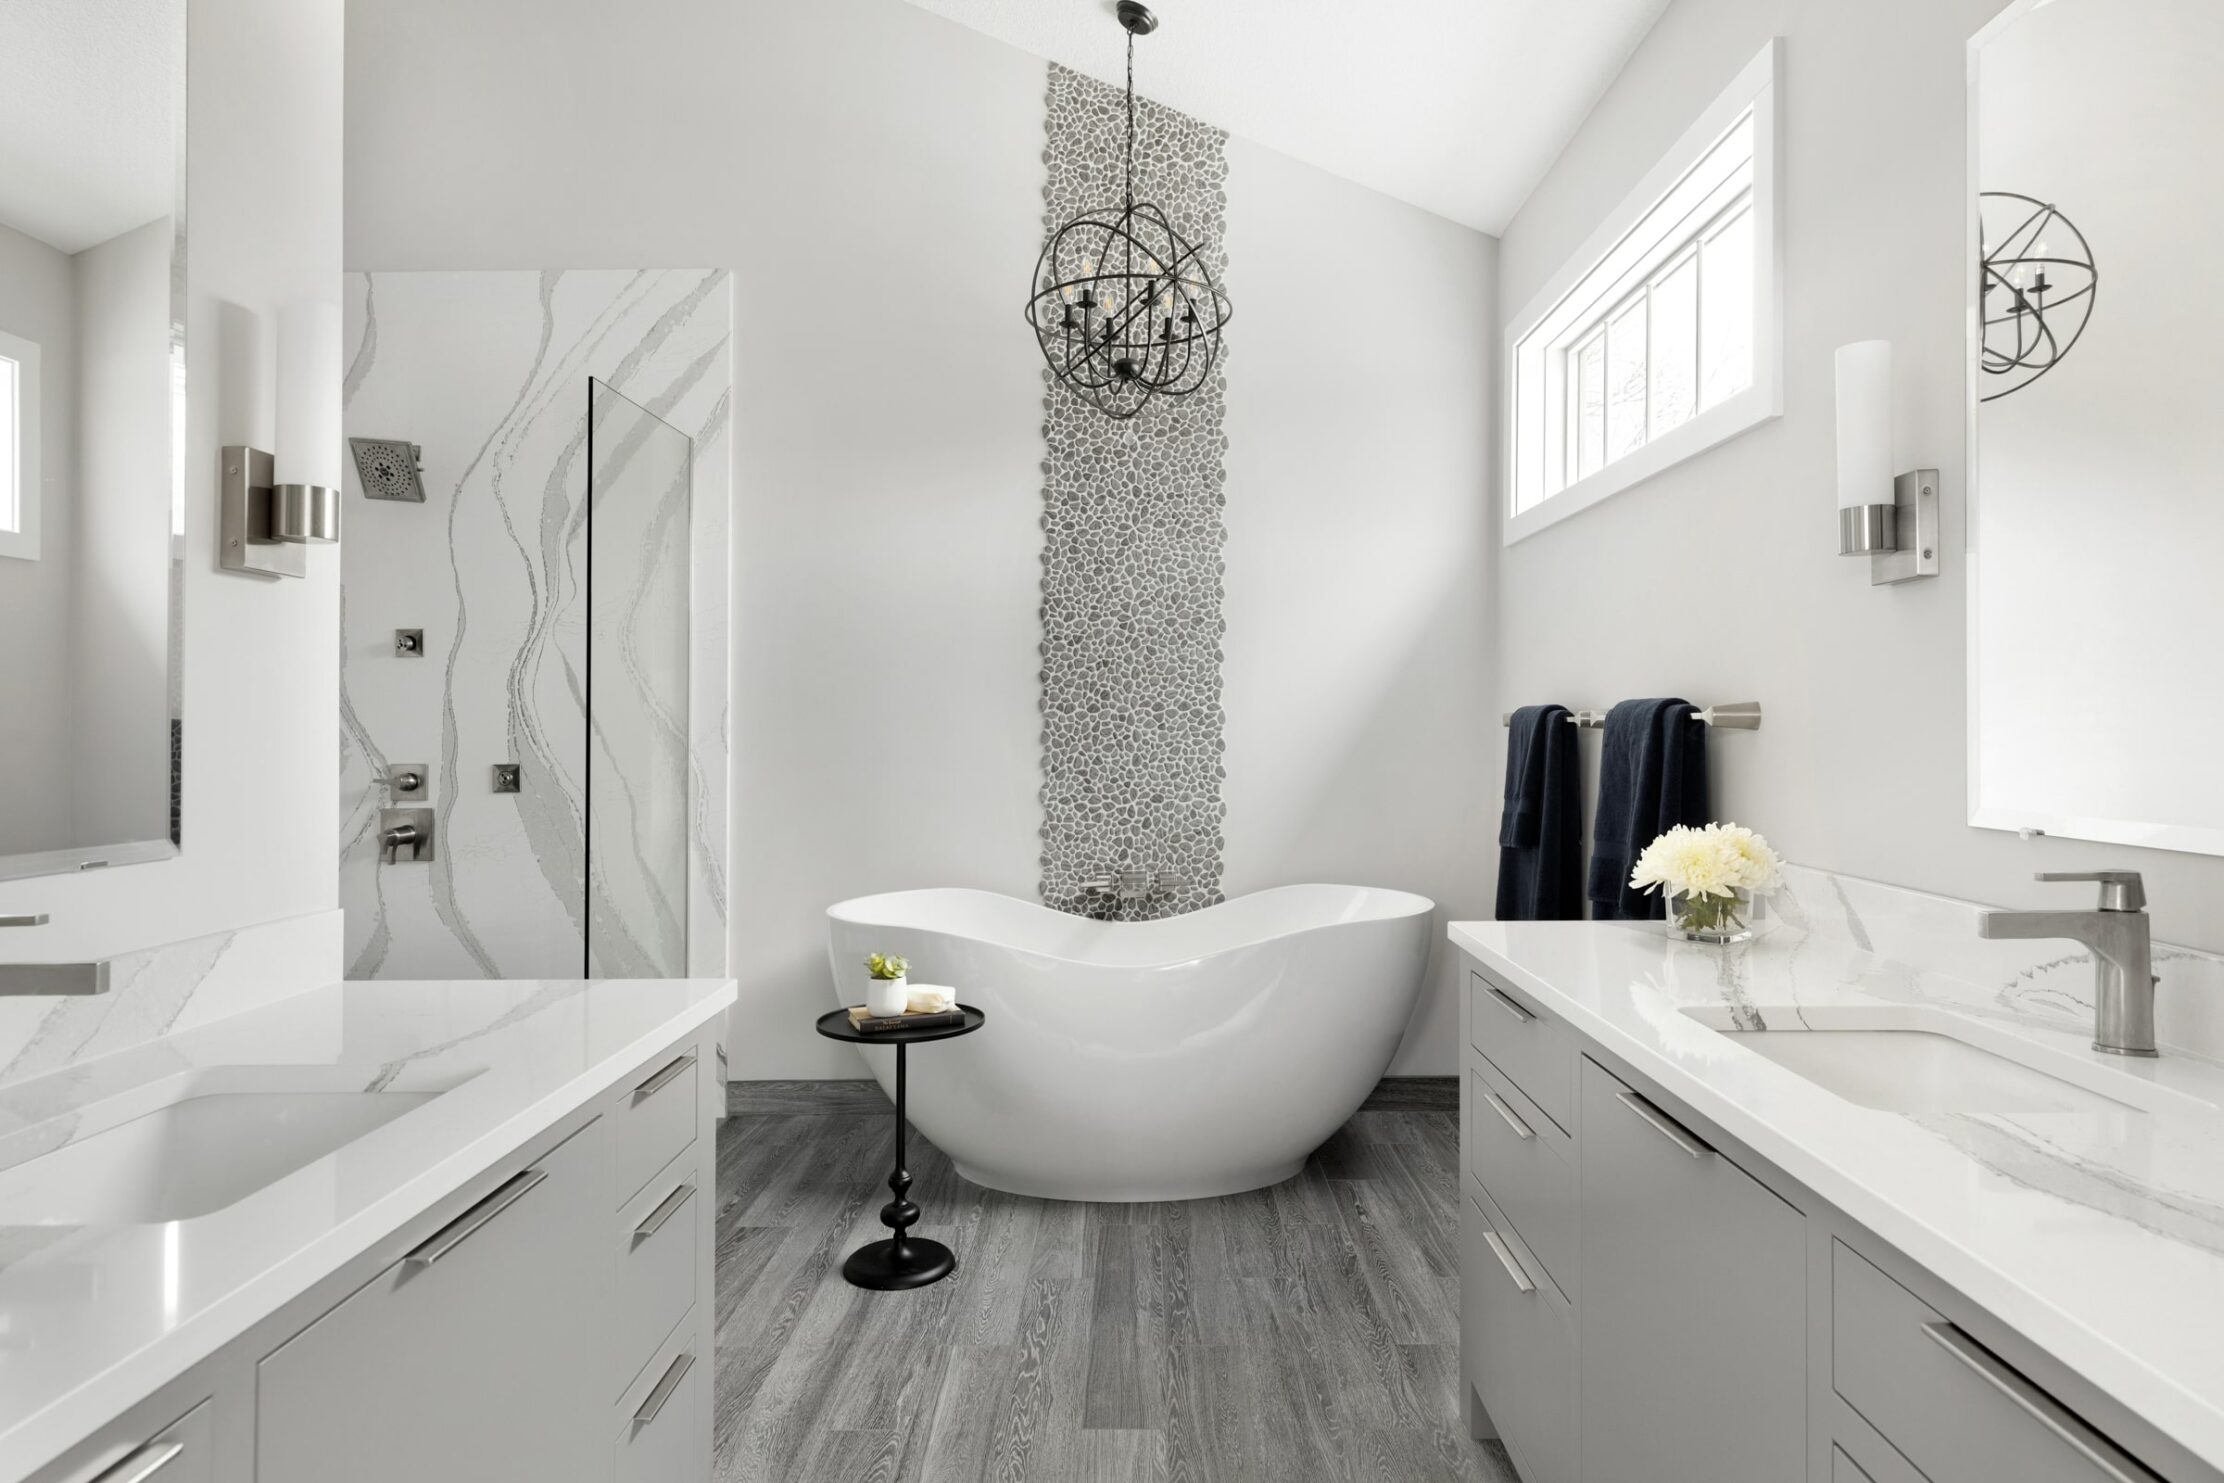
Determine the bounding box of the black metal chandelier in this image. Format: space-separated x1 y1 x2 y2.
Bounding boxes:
1025 1 1231 421
1978 192 2097 402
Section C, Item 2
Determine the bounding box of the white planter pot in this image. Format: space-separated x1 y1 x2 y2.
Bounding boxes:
865 975 909 1017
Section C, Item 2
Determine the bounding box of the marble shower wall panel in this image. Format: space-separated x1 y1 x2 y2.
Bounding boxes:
1038 64 1230 920
339 270 731 981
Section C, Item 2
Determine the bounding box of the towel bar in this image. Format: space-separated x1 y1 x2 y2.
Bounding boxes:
1498 701 1762 731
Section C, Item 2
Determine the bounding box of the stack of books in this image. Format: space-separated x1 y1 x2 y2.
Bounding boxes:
846 1005 965 1035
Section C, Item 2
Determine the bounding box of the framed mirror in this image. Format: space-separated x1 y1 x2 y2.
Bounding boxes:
0 2 187 881
1967 0 2224 855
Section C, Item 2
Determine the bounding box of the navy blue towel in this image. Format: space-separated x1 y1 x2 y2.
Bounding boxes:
1496 705 1582 920
1586 698 1710 921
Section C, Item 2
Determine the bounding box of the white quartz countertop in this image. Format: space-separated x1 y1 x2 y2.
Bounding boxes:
0 975 736 1480
1449 918 2224 1472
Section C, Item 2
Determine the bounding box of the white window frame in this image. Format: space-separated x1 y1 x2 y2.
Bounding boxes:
1504 38 1784 546
0 328 38 562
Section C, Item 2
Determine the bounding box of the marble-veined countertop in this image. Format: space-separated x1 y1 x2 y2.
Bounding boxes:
1450 917 2224 1471
0 975 736 1479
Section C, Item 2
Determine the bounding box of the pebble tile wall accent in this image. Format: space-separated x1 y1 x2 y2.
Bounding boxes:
1038 63 1229 921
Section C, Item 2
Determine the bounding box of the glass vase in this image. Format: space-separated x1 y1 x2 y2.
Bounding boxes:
1666 887 1764 944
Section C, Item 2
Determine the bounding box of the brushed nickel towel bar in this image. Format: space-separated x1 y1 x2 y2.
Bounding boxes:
1498 701 1762 731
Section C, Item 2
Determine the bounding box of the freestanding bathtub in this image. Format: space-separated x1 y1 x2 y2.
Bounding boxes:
824 885 1435 1201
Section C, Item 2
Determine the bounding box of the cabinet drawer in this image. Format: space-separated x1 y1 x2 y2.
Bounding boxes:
1832 1241 2159 1483
49 1398 211 1483
617 1045 699 1210
1467 970 1570 1133
258 1120 606 1483
617 1309 707 1483
1464 1063 1574 1299
1463 1189 1574 1483
614 1143 701 1399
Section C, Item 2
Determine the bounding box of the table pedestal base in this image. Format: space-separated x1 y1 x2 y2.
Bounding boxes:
842 1235 956 1291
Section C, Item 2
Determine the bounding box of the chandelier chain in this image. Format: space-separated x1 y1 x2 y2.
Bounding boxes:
1124 29 1136 212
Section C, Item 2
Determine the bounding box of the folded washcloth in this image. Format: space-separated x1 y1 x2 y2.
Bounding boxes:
906 984 956 1014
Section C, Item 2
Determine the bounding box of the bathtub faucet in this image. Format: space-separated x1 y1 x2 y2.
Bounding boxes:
1080 868 1187 905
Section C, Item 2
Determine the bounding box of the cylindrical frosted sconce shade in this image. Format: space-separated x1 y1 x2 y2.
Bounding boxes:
1834 340 1893 512
274 300 341 493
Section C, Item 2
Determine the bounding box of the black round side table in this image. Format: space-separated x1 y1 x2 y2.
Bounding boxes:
814 1004 986 1291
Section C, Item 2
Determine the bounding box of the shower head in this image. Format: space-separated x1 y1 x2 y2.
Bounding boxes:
349 437 426 503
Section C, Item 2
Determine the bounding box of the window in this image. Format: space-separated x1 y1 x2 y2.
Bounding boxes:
0 328 38 562
1506 40 1783 544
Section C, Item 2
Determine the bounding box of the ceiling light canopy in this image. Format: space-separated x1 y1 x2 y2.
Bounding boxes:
1025 2 1231 421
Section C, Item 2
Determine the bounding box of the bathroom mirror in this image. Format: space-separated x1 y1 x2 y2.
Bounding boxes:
0 2 187 880
1967 0 2224 855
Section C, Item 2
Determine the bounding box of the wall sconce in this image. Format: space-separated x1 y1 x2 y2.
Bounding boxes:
222 301 342 578
1834 340 1937 586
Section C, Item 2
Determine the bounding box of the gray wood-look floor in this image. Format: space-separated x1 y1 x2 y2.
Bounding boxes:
711 1082 1516 1483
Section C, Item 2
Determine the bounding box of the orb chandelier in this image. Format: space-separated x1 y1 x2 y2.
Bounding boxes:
1978 192 2097 402
1025 1 1232 422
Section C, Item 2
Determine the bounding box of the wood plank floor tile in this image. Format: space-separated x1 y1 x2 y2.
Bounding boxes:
714 1103 1506 1483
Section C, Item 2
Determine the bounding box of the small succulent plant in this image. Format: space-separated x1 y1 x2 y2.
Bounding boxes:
864 952 908 981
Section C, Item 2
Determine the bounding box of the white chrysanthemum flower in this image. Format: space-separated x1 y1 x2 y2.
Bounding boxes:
1712 822 1783 892
1630 824 1735 899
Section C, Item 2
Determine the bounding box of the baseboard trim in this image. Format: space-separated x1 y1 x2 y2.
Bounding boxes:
1359 1076 1458 1112
726 1078 891 1116
727 1074 1457 1118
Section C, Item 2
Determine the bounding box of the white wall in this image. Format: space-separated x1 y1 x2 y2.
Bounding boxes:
1495 0 2224 954
345 0 1500 1078
0 0 342 963
1221 141 1497 1075
0 222 78 854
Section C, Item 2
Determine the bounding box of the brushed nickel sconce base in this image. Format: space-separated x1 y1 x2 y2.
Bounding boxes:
221 446 302 578
221 445 339 578
1839 469 1938 586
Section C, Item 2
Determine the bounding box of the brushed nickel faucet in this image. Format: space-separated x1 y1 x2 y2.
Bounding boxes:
1978 871 2157 1057
0 914 111 995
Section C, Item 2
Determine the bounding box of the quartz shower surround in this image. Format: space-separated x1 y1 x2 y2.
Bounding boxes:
1037 64 1230 920
338 270 731 980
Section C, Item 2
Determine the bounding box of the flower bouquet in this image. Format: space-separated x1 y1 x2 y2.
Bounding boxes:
1629 823 1784 943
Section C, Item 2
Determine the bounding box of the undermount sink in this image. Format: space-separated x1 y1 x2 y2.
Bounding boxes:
1679 1005 2200 1116
0 1066 475 1225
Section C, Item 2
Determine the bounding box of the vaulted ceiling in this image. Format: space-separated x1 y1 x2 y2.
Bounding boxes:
899 0 1672 235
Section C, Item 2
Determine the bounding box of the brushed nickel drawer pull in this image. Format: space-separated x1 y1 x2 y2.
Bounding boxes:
1482 1089 1535 1141
1919 1322 2159 1483
1480 1228 1537 1295
635 1350 696 1426
91 1442 185 1483
405 1168 548 1265
1615 1089 1712 1158
635 1181 696 1240
1483 984 1536 1023
635 1051 696 1099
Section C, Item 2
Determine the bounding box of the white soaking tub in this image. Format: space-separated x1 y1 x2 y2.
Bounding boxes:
825 884 1435 1201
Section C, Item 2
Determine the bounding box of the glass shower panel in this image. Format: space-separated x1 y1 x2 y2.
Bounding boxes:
586 379 691 978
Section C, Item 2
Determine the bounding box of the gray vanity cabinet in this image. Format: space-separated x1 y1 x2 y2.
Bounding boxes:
1458 952 2206 1483
255 1117 610 1483
1576 1057 1807 1483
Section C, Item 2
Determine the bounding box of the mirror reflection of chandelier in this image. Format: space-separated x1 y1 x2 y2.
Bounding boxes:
1978 192 2097 401
1024 2 1232 422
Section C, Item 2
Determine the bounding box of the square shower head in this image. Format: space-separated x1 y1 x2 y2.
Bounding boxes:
349 437 426 503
